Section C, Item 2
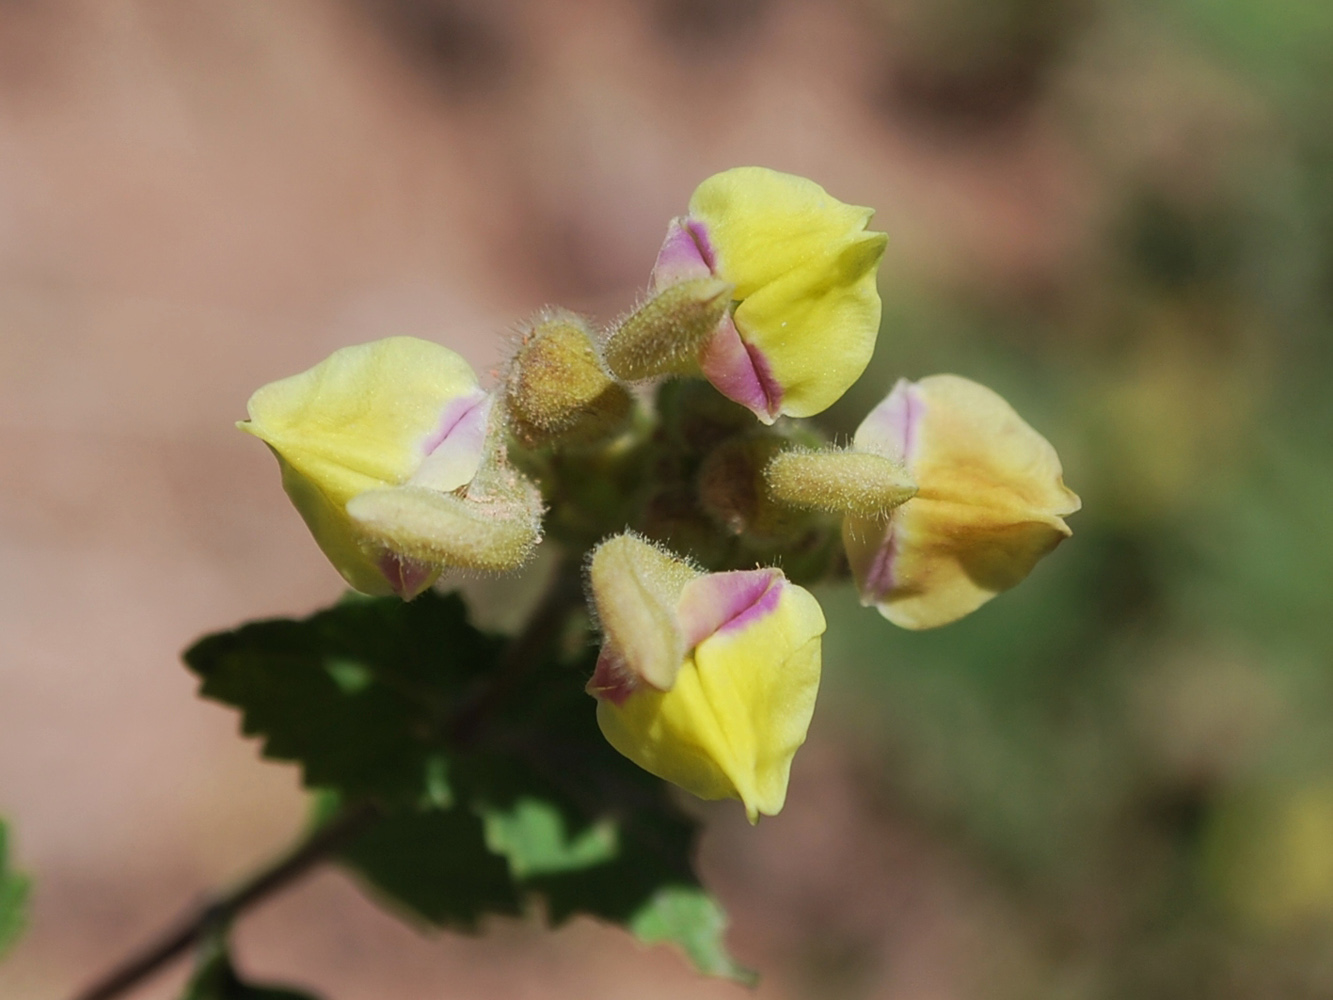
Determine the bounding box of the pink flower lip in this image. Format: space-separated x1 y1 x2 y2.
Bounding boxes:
698 314 783 422
651 217 717 290
377 551 435 600
860 522 898 604
422 390 489 456
410 390 492 492
677 568 785 650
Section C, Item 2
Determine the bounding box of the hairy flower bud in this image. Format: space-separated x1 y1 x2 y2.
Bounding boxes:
587 533 698 691
602 277 734 382
587 533 825 822
765 449 918 518
505 310 633 449
844 375 1080 629
241 337 541 598
346 472 543 576
643 167 888 424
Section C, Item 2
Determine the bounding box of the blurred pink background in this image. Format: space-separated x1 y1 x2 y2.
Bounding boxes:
0 1 1107 996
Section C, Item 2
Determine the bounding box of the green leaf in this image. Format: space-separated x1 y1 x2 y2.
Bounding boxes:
481 796 619 878
338 804 522 930
184 592 503 804
458 654 755 982
0 819 30 959
188 592 750 980
631 886 755 984
181 936 320 1000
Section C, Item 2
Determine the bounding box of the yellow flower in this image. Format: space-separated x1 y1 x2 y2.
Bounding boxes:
241 337 539 598
843 375 1080 629
609 167 887 424
587 534 826 822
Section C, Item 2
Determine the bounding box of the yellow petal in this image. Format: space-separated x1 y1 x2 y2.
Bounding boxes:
240 337 488 593
596 579 825 822
731 231 885 419
688 167 879 298
686 167 887 420
848 375 1080 629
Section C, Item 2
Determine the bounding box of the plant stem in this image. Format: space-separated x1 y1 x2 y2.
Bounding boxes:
68 800 382 1000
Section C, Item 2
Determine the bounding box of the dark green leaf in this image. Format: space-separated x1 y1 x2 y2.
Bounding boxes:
189 592 749 980
0 819 29 959
184 592 502 804
181 936 320 1000
338 804 522 929
458 652 754 982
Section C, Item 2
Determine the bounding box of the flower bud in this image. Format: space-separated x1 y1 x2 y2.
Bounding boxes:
765 449 917 518
346 472 543 576
643 167 888 424
844 375 1080 629
587 533 826 822
241 337 539 598
504 310 633 449
602 277 734 382
587 533 698 692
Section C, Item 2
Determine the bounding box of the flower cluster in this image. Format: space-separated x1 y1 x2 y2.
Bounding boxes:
241 167 1079 821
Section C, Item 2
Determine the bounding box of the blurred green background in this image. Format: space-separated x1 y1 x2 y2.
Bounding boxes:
1 0 1331 997
814 0 1333 995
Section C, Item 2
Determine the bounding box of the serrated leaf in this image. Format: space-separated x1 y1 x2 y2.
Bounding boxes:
181 937 320 1000
337 803 522 930
188 590 749 980
459 652 754 982
0 819 29 959
184 592 502 804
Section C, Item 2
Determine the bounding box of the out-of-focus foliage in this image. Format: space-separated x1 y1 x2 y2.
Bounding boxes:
813 0 1333 994
185 592 751 982
0 820 27 960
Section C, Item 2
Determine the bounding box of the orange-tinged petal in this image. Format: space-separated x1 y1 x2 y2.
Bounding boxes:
848 375 1080 629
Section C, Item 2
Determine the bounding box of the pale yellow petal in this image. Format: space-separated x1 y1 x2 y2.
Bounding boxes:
242 337 483 489
851 375 1080 629
240 337 487 593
